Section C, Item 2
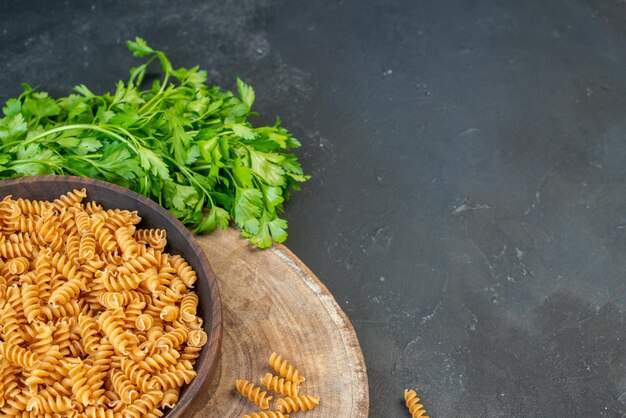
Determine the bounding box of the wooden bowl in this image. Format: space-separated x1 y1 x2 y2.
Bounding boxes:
0 175 222 417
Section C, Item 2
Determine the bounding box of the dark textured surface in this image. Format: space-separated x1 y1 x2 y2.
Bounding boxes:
1 1 626 416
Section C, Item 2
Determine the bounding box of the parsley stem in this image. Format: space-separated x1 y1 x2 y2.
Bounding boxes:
4 123 142 156
138 73 170 114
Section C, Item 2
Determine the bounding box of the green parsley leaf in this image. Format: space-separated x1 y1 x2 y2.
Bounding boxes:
0 114 28 143
233 188 264 234
2 99 21 117
237 78 255 108
0 38 309 247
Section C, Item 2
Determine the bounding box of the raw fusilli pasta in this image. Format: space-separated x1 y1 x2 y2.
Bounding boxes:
236 379 272 410
260 373 300 398
268 352 305 384
276 395 320 414
243 412 289 418
0 190 207 417
404 389 429 418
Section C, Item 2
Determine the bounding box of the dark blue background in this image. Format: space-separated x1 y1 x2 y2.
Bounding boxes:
1 1 625 416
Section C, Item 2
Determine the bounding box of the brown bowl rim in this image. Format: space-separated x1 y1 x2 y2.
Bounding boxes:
0 175 222 417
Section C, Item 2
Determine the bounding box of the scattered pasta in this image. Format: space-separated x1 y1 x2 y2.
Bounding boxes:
243 412 289 418
0 189 208 417
268 352 305 384
236 379 272 410
260 373 299 398
236 352 319 417
276 395 319 414
404 389 429 418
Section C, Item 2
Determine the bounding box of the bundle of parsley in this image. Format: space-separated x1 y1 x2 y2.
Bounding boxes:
0 38 308 248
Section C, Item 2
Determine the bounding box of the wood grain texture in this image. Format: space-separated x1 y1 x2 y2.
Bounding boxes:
194 228 369 417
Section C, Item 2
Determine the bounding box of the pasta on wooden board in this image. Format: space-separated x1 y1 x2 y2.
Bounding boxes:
0 190 207 417
242 412 289 418
235 379 273 410
276 395 319 414
268 352 305 384
260 373 299 398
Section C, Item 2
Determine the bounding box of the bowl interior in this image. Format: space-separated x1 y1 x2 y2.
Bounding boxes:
0 175 221 417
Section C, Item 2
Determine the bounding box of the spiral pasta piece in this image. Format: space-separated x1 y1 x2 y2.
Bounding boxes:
79 232 97 260
0 341 40 369
120 358 156 393
81 256 106 280
124 390 162 418
179 293 198 322
74 210 92 235
96 269 142 292
57 207 79 237
0 201 22 230
122 300 145 330
103 209 140 230
159 305 179 322
276 395 320 414
2 391 29 415
122 252 159 274
155 327 187 351
169 255 197 288
180 345 202 365
139 347 179 373
84 406 123 418
34 249 52 300
0 305 25 346
8 215 37 235
26 388 73 414
52 188 87 211
184 315 204 331
77 313 100 355
135 314 154 332
268 353 305 384
35 213 61 246
21 283 42 323
98 290 151 309
235 379 272 410
98 308 136 356
41 299 82 322
404 389 429 418
110 369 139 404
159 388 179 409
0 358 20 404
135 229 167 251
0 238 33 258
23 346 65 393
64 357 96 406
29 322 54 356
242 412 289 418
187 329 207 348
84 200 103 214
50 253 79 280
260 373 300 398
149 360 196 391
115 227 139 260
7 257 29 275
14 197 53 216
90 214 117 252
92 337 114 375
49 275 86 306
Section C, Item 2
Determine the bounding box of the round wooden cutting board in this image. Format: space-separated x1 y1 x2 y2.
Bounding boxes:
193 228 369 417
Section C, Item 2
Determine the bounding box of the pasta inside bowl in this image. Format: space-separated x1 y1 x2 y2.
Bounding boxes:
0 175 221 418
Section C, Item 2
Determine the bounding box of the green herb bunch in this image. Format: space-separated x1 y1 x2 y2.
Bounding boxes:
0 38 309 248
